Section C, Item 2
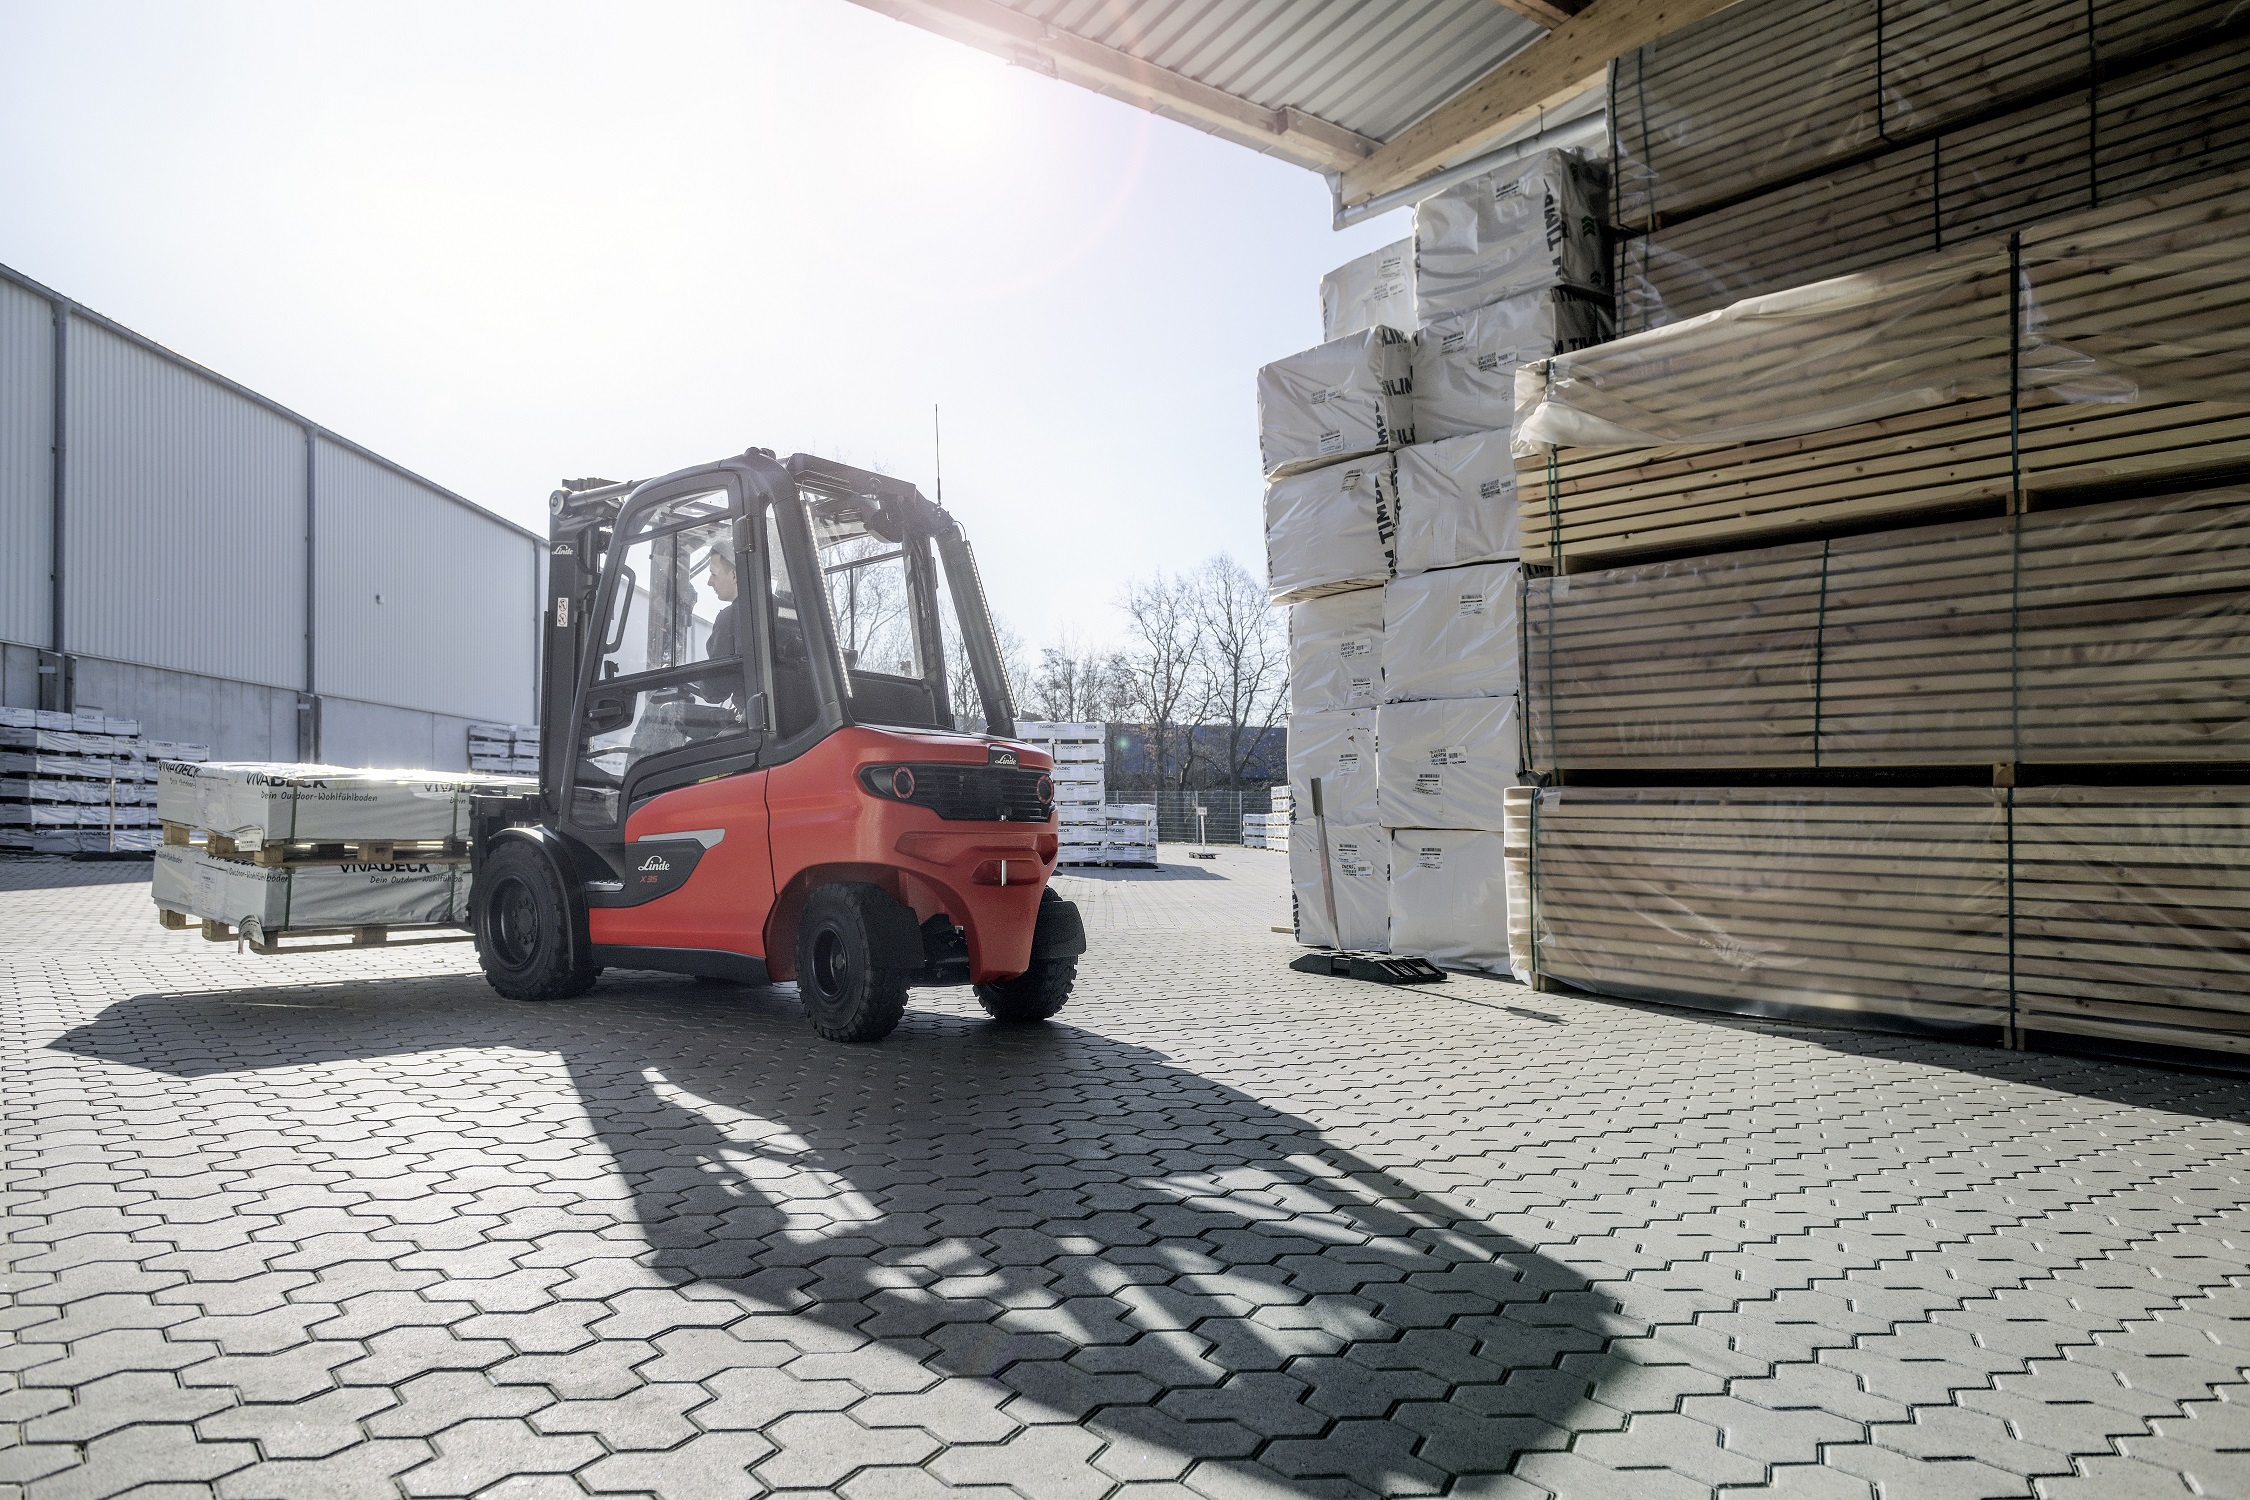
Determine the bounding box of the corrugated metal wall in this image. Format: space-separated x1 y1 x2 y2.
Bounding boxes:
0 281 53 648
63 318 308 689
314 438 537 723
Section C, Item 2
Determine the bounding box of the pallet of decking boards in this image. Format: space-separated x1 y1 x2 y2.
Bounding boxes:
1611 0 2245 226
1515 169 2250 571
1528 784 2250 1056
1615 31 2250 333
1525 482 2250 770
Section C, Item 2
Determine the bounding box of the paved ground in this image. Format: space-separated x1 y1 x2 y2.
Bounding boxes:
3 846 2248 1500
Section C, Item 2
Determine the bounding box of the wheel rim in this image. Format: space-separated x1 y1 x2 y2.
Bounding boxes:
811 926 850 1001
488 874 542 968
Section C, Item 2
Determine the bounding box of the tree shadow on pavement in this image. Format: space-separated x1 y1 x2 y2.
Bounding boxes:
54 971 1636 1495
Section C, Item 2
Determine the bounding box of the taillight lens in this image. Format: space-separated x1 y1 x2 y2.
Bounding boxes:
890 765 917 800
1035 774 1054 803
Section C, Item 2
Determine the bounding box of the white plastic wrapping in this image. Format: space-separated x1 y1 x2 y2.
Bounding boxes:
1375 696 1523 832
157 762 533 844
1265 458 1397 604
152 844 471 939
1380 561 1522 704
1413 291 1613 441
1502 785 1535 985
1256 327 1414 479
1393 430 1520 576
1387 829 1512 975
1320 240 1417 342
1286 710 1380 826
1288 588 1385 712
1413 149 1609 323
1290 820 1390 950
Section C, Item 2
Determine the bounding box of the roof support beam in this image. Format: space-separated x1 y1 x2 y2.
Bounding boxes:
1490 0 1589 29
1339 0 1750 206
844 0 1379 174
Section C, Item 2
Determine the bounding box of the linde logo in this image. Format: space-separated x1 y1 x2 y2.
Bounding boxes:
637 854 670 873
990 750 1018 767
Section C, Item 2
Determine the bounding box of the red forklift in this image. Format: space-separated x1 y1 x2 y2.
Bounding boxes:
467 449 1084 1043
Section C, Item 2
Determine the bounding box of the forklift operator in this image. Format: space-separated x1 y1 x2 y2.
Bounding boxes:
702 544 740 662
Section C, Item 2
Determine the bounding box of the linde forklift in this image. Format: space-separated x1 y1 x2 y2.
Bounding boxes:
468 449 1084 1043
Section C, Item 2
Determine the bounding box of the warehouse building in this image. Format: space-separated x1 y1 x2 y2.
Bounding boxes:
0 263 541 768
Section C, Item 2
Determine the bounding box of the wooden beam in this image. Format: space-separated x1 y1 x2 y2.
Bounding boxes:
843 0 1378 175
1340 0 1753 206
1492 0 1590 29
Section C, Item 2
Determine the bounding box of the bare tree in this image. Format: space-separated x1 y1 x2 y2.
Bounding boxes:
1027 634 1114 724
1191 554 1289 790
1117 572 1201 787
941 608 1029 732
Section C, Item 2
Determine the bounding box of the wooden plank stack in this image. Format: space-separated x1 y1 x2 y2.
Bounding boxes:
1611 0 2250 334
1504 49 2250 1062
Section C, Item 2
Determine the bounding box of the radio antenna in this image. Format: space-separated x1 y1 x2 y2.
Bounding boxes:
932 404 944 507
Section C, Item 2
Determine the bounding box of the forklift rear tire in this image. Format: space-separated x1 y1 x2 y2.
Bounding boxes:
794 884 912 1043
974 955 1076 1024
475 840 597 1003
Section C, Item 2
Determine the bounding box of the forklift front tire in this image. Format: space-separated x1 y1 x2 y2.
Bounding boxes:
794 884 913 1043
475 840 597 1002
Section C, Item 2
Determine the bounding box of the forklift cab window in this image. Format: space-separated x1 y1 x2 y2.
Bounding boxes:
807 499 943 731
763 511 821 741
571 489 748 826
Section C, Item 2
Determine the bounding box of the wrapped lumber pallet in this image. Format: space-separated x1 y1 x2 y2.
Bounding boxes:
1286 710 1380 826
1394 430 1519 576
1529 786 2012 1031
1609 0 2244 229
1387 829 1512 976
1415 150 1610 321
1525 482 2250 771
1615 33 2250 335
1288 588 1384 712
1412 290 1613 441
153 844 470 947
1290 821 1389 951
157 762 532 849
1264 457 1397 604
1515 169 2250 570
1320 240 1416 342
1375 696 1521 832
1502 786 1536 985
1381 560 1523 703
1256 328 1414 479
2013 785 2250 1056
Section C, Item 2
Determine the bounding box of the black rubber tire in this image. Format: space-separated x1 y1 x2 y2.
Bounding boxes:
975 953 1076 1024
794 884 912 1043
474 840 597 1002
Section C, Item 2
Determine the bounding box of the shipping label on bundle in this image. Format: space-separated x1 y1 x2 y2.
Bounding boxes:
1347 674 1377 698
1339 636 1375 660
1479 479 1504 499
1414 772 1445 797
1428 746 1468 766
1457 591 1486 616
1416 846 1445 871
1334 842 1377 878
1318 430 1345 453
1335 752 1361 773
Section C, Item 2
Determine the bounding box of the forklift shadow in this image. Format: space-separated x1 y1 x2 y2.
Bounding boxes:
55 973 1633 1489
1052 863 1228 881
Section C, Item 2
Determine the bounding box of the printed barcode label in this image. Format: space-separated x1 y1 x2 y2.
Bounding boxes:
1479 479 1503 499
1417 847 1444 870
1340 637 1373 658
1457 592 1486 616
1336 753 1360 772
1475 354 1500 372
1441 331 1467 354
1414 772 1443 796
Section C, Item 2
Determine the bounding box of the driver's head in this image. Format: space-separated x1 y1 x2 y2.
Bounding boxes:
703 545 738 603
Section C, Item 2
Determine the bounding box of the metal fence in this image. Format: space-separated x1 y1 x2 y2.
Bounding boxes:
1110 787 1276 844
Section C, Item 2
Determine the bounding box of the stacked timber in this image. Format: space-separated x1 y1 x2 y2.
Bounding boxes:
0 706 195 855
1610 0 2250 333
1511 158 2250 1062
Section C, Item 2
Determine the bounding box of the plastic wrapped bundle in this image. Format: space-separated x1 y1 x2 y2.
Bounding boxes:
1387 829 1512 975
1413 150 1609 323
1394 430 1519 576
1286 710 1380 826
1381 561 1522 703
1375 696 1522 832
1320 240 1417 341
1264 457 1397 604
1256 328 1414 478
1288 589 1384 712
1413 291 1613 441
1290 820 1390 951
152 844 471 941
157 762 534 845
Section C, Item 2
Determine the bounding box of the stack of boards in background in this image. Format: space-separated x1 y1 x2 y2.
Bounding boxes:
1514 136 2250 1063
1243 784 1291 852
0 706 207 855
1262 149 1612 970
467 722 540 776
1610 0 2250 334
1012 722 1155 867
152 762 533 951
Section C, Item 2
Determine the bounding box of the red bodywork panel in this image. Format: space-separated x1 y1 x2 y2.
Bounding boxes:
593 726 1056 983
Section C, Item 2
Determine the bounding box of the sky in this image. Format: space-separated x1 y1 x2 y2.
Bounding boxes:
0 0 1412 655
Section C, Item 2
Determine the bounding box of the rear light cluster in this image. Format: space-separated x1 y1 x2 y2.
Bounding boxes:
859 763 1055 823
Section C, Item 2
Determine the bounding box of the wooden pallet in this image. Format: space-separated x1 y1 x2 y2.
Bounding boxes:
1610 0 2241 231
1525 481 2250 770
161 822 470 867
156 905 473 954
